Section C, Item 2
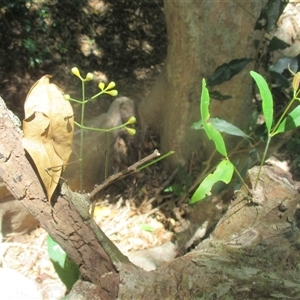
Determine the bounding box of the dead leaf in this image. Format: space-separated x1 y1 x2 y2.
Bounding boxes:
22 75 74 201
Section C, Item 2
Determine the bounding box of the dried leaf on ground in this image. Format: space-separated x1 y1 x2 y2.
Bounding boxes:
22 75 74 200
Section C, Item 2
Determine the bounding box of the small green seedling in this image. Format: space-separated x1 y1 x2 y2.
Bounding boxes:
190 79 235 204
191 69 300 204
64 67 136 190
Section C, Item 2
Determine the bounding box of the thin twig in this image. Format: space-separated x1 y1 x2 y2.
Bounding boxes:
89 149 160 199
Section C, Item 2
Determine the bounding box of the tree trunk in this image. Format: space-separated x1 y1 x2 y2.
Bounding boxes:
1 97 300 299
139 0 265 170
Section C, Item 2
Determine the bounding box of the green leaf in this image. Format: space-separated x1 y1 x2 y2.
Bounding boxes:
164 184 184 196
47 235 67 268
209 118 250 139
191 117 250 139
47 235 80 290
140 224 154 232
269 57 298 74
254 0 287 31
269 71 290 89
190 160 234 204
207 58 253 87
274 106 300 135
201 79 227 156
268 36 290 52
209 91 232 101
250 71 273 134
191 119 203 130
269 57 298 90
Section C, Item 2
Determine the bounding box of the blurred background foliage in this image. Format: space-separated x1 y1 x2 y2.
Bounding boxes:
0 0 167 116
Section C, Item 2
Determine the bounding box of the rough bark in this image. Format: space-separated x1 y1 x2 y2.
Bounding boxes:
139 0 266 170
116 164 300 299
0 98 128 299
67 165 300 300
1 97 300 299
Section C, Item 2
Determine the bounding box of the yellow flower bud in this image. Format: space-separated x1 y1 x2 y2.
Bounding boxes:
64 94 71 100
98 82 105 91
106 81 116 90
292 72 300 91
106 90 118 96
125 127 136 136
288 64 300 91
85 72 94 81
126 116 136 125
71 67 81 78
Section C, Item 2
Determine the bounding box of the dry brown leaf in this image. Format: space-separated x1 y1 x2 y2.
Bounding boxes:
22 75 74 201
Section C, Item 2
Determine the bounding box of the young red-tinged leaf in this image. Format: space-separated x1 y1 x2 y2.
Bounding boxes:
190 160 234 204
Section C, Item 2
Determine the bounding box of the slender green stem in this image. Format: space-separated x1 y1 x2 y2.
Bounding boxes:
271 88 300 136
233 163 251 194
271 98 295 136
105 132 111 179
68 97 88 104
137 151 175 171
79 80 86 191
68 92 105 105
255 89 300 188
87 91 105 101
254 135 271 188
74 121 128 132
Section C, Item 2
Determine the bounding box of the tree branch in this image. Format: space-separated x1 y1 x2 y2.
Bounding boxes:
0 97 127 298
89 149 160 199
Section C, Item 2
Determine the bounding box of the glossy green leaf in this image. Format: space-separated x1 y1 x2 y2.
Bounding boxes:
207 58 253 87
47 235 80 290
201 79 227 156
254 0 287 31
191 117 250 139
274 106 300 135
250 71 273 134
190 160 234 204
209 118 250 139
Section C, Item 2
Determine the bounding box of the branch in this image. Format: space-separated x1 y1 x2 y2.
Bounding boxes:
0 97 124 298
89 149 160 198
